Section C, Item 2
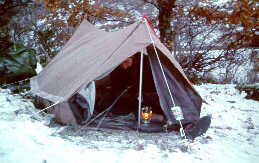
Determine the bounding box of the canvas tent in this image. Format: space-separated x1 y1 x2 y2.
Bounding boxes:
30 18 202 129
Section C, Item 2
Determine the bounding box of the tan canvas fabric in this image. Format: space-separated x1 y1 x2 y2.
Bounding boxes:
39 98 77 125
31 19 192 104
53 101 77 125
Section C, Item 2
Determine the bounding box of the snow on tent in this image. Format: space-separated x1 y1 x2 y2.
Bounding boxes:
30 18 204 135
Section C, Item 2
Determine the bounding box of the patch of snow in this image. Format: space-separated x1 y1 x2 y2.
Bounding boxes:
199 0 231 7
35 62 43 74
117 4 125 11
0 84 259 163
236 26 244 32
211 0 231 6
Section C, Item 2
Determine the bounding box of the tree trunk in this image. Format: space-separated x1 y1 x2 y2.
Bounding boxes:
252 50 259 82
157 0 176 51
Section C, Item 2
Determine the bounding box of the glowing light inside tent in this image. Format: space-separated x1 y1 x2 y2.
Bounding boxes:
142 107 152 123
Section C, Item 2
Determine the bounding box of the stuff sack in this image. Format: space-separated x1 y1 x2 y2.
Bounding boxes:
0 43 37 84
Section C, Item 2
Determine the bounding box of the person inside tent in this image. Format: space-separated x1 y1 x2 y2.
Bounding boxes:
95 53 164 122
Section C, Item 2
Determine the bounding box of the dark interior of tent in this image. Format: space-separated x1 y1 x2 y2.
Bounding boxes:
68 45 201 133
93 51 163 132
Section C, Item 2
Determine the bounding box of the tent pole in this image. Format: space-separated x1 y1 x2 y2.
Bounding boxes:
137 48 144 132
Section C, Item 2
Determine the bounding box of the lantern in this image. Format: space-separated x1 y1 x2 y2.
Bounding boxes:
141 107 152 124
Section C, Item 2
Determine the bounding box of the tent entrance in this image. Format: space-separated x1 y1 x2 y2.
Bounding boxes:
94 50 165 131
91 43 202 132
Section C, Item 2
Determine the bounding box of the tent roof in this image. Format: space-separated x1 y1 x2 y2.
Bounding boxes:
31 19 190 103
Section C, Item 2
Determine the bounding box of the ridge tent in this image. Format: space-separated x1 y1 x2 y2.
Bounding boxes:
30 18 202 130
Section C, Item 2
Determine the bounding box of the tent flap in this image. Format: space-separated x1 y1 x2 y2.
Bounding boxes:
147 46 202 125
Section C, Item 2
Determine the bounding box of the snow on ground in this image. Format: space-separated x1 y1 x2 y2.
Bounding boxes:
0 84 259 163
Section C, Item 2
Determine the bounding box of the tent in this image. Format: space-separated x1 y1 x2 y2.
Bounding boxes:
30 18 202 131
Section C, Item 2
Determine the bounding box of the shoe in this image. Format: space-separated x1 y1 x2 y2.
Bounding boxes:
185 115 211 140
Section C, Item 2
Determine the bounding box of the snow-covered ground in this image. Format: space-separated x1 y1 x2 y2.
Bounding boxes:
0 84 258 163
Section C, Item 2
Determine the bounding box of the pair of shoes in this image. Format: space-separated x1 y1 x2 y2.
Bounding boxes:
185 115 211 140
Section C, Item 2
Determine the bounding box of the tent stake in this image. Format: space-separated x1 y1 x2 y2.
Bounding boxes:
137 48 144 132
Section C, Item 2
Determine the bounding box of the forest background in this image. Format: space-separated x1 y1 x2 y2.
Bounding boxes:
0 0 258 85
